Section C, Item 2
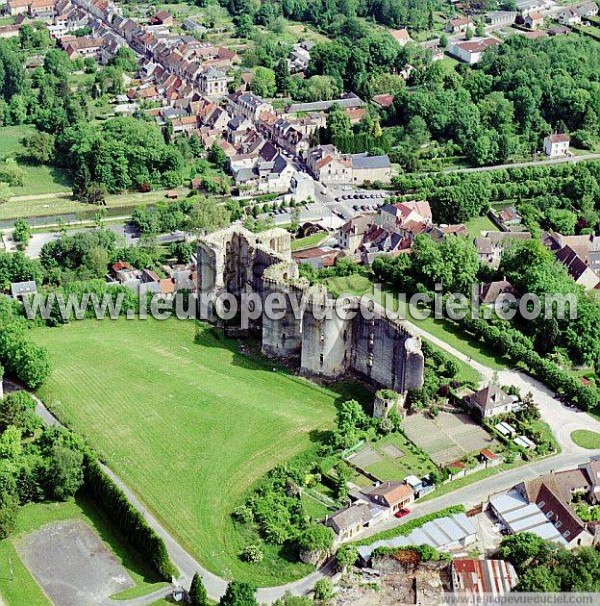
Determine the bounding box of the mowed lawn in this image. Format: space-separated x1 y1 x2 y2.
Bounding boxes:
31 319 344 585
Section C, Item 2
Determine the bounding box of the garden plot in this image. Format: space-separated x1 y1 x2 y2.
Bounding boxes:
403 412 498 466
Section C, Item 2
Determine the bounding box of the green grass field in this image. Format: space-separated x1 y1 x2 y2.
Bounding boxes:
291 232 328 251
571 430 600 449
30 319 362 585
0 126 71 197
465 214 497 237
0 496 167 605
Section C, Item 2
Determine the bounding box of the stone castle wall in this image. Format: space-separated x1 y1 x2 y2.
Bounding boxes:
197 227 424 394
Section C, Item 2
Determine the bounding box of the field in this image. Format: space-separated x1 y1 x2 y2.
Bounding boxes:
30 319 362 585
0 497 166 605
347 432 438 482
0 188 187 224
403 412 498 466
465 214 497 237
0 126 71 197
291 232 328 251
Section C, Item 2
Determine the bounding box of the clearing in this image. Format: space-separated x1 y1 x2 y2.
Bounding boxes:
0 126 71 197
31 319 359 586
0 497 166 606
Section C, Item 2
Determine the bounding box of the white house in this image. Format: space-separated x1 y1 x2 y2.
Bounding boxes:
543 133 570 157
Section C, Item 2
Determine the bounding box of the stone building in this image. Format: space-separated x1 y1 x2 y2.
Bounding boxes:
197 227 425 395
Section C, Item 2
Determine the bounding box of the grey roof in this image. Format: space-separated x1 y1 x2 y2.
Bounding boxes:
351 153 391 170
234 167 255 183
356 512 476 561
11 280 37 296
327 503 372 531
287 94 365 114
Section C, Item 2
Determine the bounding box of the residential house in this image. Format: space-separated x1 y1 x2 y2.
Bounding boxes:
555 7 582 25
306 145 352 184
475 231 531 268
29 0 55 18
465 384 519 419
452 559 518 600
228 91 274 122
543 133 570 157
150 9 172 26
5 0 32 15
577 1 599 18
447 38 501 65
390 28 411 46
445 16 474 33
198 66 227 98
62 35 104 59
361 481 414 514
425 223 469 243
555 245 600 290
0 25 20 38
494 205 522 229
371 94 394 109
379 200 433 236
288 41 312 73
325 503 373 542
351 153 392 185
10 280 38 300
515 475 595 548
338 213 377 254
479 280 520 306
524 11 544 28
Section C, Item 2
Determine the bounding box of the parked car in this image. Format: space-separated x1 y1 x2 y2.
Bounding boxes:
394 508 411 519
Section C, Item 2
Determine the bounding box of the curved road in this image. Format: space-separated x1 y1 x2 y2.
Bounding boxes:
20 314 600 605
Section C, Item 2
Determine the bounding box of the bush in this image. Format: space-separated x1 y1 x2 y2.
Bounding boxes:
313 578 334 602
241 544 264 563
84 459 176 580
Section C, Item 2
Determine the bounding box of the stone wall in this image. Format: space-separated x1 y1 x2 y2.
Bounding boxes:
197 227 424 394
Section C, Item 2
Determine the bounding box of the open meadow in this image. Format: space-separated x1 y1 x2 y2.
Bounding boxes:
30 319 360 585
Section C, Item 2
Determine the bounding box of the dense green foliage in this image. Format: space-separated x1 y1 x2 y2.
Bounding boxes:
500 533 600 591
0 412 85 539
0 297 51 388
84 458 176 580
387 36 600 167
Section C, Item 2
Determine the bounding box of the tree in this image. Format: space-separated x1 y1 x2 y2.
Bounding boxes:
0 488 18 540
336 545 358 572
21 131 55 163
298 524 334 564
250 67 277 98
499 533 554 573
313 579 334 603
168 241 194 263
0 391 38 434
219 581 258 606
48 444 84 500
12 219 31 245
189 572 208 606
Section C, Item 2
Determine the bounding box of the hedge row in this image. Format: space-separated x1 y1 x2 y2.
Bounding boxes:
461 317 599 410
84 459 176 580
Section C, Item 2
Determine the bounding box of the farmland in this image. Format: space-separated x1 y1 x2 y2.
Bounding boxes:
30 318 359 585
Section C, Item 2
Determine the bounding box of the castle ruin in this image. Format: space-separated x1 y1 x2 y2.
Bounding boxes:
197 226 424 395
